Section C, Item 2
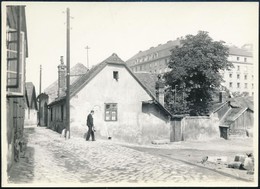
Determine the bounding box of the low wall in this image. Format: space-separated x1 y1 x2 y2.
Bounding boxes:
182 116 220 141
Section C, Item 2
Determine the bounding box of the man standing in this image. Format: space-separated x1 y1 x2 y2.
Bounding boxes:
86 110 95 141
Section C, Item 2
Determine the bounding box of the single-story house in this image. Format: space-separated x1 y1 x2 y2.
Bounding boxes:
45 53 172 144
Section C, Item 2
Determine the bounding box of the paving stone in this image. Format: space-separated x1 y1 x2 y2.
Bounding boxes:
6 126 253 186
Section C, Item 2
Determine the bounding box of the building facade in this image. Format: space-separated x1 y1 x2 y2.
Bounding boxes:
5 5 28 171
220 46 254 97
45 54 172 144
126 40 254 96
24 82 38 125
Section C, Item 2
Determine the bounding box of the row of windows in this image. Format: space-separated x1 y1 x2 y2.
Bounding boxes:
132 59 169 72
229 82 254 89
229 73 254 80
236 57 247 62
132 66 170 74
134 53 159 64
235 65 252 72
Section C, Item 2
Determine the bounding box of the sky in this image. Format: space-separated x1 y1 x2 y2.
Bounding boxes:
4 2 258 95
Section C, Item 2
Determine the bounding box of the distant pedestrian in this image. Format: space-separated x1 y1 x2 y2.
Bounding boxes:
86 110 95 141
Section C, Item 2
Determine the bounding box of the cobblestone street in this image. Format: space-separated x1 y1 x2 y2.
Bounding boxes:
7 126 254 186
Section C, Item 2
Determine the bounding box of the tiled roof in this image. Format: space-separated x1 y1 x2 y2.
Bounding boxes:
126 39 253 68
47 53 173 118
228 46 253 57
229 96 254 111
48 53 126 105
134 72 158 97
44 63 89 103
220 107 246 126
126 39 181 63
208 101 228 115
220 96 253 126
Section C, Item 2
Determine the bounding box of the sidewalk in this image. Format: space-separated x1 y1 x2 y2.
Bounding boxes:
6 126 256 186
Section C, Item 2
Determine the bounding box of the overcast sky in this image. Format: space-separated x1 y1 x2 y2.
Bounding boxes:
5 2 258 94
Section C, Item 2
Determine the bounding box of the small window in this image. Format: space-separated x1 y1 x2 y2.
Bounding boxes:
244 58 247 62
252 83 254 89
229 73 232 78
237 66 240 71
237 57 240 61
229 82 233 88
237 74 240 79
113 71 119 81
237 83 240 88
105 103 117 121
244 75 247 80
245 83 248 89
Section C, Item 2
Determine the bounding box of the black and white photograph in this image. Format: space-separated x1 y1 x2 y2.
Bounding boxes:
1 1 258 187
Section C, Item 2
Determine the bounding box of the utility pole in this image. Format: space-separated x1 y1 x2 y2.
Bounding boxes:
66 7 71 139
85 45 90 69
39 65 42 94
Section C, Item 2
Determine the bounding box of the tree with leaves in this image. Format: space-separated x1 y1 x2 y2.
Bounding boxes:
164 31 233 115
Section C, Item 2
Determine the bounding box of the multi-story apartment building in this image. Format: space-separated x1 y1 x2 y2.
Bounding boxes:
221 46 254 96
126 40 254 96
126 40 180 74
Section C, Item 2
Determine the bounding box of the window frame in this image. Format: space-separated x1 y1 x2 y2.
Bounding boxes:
104 103 118 121
113 71 119 81
6 29 25 96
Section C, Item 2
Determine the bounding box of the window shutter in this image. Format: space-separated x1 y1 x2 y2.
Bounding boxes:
6 29 25 96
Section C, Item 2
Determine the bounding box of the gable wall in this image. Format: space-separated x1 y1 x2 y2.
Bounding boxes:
70 64 170 143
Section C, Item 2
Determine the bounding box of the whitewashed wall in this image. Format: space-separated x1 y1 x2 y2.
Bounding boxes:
70 64 170 143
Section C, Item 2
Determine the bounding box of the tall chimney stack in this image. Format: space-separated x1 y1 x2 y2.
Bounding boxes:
155 74 165 106
58 56 66 97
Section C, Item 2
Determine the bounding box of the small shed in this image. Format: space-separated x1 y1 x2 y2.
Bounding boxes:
219 96 254 139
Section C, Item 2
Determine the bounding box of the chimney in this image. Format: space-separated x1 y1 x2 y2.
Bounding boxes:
219 91 227 103
58 56 66 97
155 74 165 106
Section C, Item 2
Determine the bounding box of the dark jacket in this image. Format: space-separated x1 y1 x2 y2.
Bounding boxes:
87 113 94 127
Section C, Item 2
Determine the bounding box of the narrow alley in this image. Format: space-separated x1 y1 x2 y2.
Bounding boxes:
7 126 253 186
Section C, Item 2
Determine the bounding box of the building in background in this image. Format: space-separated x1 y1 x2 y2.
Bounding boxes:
126 39 254 96
5 5 28 171
126 39 180 74
24 82 38 125
220 45 254 97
